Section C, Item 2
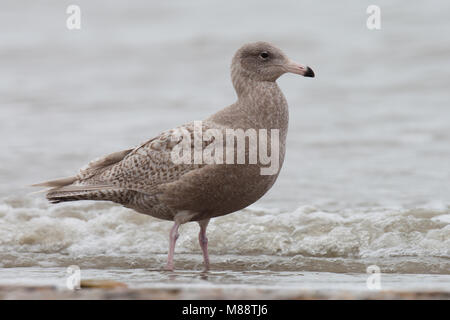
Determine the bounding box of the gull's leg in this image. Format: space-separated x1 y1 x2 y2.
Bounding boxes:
165 222 180 271
198 219 210 271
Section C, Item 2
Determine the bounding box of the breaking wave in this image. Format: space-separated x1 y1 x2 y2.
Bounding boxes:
0 196 448 273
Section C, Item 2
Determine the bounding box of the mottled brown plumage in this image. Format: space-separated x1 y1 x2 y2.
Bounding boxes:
33 42 315 270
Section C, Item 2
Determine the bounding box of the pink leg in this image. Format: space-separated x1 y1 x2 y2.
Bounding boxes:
198 219 210 271
165 222 180 271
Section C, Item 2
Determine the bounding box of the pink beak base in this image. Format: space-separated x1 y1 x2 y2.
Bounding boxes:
284 60 315 77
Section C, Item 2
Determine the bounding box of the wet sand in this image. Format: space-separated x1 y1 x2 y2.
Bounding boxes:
1 284 448 300
1 268 449 300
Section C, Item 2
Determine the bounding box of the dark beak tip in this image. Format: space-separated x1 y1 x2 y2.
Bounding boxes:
305 66 315 78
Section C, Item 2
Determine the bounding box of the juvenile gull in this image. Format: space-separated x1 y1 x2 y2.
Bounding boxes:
33 42 315 271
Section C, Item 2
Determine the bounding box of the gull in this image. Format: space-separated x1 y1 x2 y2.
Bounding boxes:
33 42 315 271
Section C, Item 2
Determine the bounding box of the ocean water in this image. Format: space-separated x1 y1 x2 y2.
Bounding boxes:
0 1 449 290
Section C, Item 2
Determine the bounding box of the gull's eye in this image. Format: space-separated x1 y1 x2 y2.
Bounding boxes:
259 52 269 59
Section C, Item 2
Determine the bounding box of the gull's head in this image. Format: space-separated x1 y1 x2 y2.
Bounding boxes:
232 41 315 82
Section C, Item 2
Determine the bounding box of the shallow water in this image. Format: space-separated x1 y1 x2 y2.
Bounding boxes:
0 1 449 289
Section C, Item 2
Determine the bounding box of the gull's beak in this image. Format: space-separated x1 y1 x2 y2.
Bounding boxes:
283 59 315 78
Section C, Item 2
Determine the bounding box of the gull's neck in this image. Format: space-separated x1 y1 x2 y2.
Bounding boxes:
208 65 289 135
232 68 289 131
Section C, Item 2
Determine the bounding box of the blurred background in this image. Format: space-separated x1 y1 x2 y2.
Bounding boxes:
0 1 449 277
1 0 449 207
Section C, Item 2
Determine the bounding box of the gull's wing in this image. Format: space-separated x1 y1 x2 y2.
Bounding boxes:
74 121 219 194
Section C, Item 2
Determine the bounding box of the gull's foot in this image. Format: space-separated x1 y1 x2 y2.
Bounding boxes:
165 264 175 271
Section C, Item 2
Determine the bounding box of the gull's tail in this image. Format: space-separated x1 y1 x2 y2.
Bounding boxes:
31 176 78 189
31 148 135 204
32 177 125 204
